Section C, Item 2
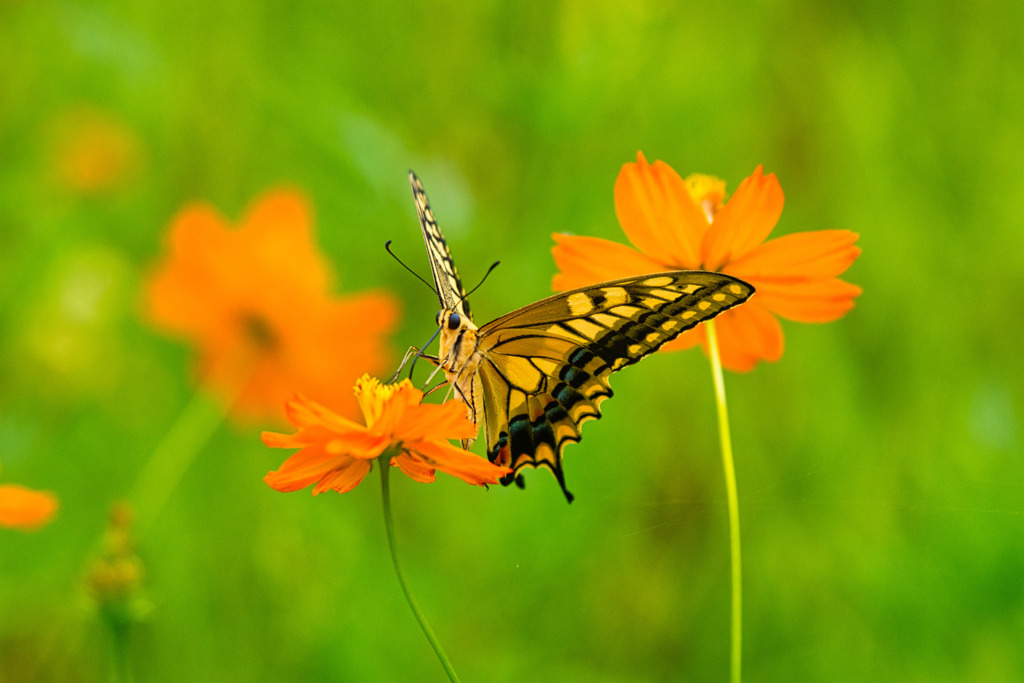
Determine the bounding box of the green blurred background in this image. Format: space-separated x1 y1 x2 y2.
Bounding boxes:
2 1 1023 680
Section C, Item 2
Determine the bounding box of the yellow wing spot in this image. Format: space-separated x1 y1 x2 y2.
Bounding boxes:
566 318 605 340
713 293 727 302
648 289 680 302
644 276 674 287
680 284 701 294
592 313 618 327
628 344 643 355
681 311 697 320
662 319 681 331
567 292 593 316
729 284 744 295
698 301 711 310
645 331 662 344
611 357 630 370
610 304 643 318
600 287 630 306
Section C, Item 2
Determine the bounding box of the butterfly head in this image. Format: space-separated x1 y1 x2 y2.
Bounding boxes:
436 309 464 331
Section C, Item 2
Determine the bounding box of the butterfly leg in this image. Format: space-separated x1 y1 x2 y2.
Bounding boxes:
387 346 440 384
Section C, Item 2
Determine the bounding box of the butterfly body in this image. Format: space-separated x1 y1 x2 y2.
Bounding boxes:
410 171 754 502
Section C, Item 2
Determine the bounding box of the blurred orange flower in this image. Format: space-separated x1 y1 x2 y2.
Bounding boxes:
146 189 400 419
50 106 143 194
0 483 58 531
552 152 862 371
263 376 511 494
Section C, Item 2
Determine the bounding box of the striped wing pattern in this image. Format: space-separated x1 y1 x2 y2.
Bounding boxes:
409 170 473 320
476 272 753 502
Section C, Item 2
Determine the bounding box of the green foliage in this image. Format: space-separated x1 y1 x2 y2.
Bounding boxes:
1 0 1022 680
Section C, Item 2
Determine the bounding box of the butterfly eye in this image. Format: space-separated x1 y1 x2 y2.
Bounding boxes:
447 312 461 330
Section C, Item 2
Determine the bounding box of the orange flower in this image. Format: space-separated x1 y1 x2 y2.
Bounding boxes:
263 376 511 494
0 484 58 531
552 152 862 371
145 189 400 419
49 106 143 194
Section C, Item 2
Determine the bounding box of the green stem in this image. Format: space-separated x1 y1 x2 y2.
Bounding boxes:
129 389 229 540
108 619 133 683
706 320 742 683
378 454 461 682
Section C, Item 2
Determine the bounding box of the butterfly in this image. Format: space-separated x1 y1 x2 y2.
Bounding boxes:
408 170 754 502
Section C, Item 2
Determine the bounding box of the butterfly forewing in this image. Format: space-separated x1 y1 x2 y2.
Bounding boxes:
409 171 472 320
476 272 753 501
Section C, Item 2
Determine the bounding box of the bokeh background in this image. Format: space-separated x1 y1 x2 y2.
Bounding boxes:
2 1 1023 681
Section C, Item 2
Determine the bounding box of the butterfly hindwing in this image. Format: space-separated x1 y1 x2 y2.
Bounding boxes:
409 171 472 320
476 272 754 501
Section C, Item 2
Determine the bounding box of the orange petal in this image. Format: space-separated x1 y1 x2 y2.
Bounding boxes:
658 325 705 353
242 190 331 294
701 166 784 269
551 234 667 291
0 485 58 530
409 439 510 486
751 278 862 323
394 401 477 443
728 230 860 281
392 454 437 483
260 430 308 449
711 303 785 372
284 394 365 433
166 204 229 258
264 446 349 492
312 458 373 495
614 152 707 268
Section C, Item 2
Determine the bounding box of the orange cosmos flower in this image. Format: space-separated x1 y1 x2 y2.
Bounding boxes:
263 376 511 494
145 189 400 420
0 483 58 531
552 152 861 371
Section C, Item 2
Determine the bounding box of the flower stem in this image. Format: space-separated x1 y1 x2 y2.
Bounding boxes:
107 618 133 683
129 389 229 540
378 455 461 682
705 320 742 683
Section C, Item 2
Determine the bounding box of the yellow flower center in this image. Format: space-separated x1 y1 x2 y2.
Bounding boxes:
354 374 400 428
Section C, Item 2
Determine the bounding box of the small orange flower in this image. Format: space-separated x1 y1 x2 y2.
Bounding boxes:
145 189 400 419
49 106 143 194
263 376 511 494
552 152 862 371
0 484 58 531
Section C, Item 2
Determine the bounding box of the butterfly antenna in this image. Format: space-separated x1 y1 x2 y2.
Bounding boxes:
456 260 500 310
385 240 437 295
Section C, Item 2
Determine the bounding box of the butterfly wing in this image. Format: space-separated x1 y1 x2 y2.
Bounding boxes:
475 271 754 502
409 170 473 321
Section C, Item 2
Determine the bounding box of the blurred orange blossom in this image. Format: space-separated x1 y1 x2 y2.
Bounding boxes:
552 152 861 371
49 106 143 194
0 483 58 531
145 189 399 419
263 376 511 494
